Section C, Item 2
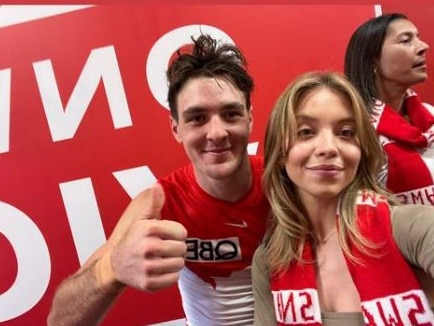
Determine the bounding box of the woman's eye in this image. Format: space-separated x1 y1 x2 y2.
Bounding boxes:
340 128 356 138
399 37 411 44
297 128 313 138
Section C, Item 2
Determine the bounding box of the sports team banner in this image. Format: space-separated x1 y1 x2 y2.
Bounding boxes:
0 4 428 325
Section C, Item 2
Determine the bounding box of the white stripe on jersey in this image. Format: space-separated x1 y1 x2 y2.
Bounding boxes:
179 267 254 326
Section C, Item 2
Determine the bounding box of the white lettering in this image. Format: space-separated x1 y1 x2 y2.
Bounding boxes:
61 166 157 264
0 69 11 154
59 178 107 265
273 289 321 324
247 142 258 155
33 45 132 142
362 289 434 324
112 165 156 198
0 201 50 322
396 186 434 205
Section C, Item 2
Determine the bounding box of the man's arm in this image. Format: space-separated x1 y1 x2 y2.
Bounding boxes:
46 253 125 326
47 183 187 326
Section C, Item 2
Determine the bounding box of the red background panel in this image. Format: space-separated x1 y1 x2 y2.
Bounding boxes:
0 3 431 325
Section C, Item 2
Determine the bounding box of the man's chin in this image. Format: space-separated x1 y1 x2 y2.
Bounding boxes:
204 161 237 179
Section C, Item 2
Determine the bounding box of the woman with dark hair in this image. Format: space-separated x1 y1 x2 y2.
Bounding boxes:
345 13 433 206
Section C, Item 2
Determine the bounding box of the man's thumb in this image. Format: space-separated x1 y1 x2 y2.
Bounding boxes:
141 183 165 220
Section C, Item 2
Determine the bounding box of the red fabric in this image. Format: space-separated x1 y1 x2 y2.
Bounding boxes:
159 155 269 283
372 91 434 195
270 191 433 325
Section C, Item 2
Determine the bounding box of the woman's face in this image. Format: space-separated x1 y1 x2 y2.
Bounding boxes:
377 19 429 88
284 87 361 205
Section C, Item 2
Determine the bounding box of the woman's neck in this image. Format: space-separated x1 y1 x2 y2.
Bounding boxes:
376 80 407 113
383 94 406 114
303 196 339 239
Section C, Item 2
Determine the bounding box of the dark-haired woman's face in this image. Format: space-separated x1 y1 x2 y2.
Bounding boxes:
377 19 429 88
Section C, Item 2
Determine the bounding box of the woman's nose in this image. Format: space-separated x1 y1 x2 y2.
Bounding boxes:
315 132 338 158
418 38 430 54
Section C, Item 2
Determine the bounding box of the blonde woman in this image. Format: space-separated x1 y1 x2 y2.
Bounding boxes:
253 71 434 325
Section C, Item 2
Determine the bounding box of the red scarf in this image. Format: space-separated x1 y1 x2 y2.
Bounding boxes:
371 90 434 205
270 191 434 325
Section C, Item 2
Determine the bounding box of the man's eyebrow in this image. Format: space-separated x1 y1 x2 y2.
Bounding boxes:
182 106 206 117
223 102 245 110
182 102 245 117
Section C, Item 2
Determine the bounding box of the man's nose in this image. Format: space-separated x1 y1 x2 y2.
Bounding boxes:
207 116 228 141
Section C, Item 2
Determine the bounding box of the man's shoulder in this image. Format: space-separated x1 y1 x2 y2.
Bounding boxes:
159 164 194 186
249 155 264 173
158 164 201 204
249 154 264 163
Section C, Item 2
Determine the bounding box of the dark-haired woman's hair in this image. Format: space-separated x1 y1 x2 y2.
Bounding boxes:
344 13 407 113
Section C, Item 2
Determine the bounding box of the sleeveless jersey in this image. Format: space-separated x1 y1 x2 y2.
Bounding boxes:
159 155 269 325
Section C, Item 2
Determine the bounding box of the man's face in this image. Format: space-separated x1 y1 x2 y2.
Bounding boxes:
171 76 252 185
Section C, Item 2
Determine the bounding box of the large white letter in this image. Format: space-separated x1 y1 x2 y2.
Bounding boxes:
0 202 50 321
112 165 157 198
61 166 157 265
59 178 106 265
146 25 234 110
33 45 132 141
0 68 11 154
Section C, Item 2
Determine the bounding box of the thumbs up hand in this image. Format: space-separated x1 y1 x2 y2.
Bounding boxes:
99 183 187 292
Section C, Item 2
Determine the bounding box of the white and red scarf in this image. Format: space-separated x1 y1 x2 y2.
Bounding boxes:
270 191 434 325
371 90 434 205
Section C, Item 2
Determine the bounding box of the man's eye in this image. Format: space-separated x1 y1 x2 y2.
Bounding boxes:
224 111 243 120
187 115 205 123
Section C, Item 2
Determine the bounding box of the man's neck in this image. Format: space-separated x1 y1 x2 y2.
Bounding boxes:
195 159 252 202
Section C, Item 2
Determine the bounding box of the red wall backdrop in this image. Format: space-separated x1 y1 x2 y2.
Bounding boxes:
0 3 431 325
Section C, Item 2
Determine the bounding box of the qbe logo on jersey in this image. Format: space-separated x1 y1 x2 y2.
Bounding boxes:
186 237 241 262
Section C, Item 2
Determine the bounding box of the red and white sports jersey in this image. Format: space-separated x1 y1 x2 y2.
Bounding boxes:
159 155 269 325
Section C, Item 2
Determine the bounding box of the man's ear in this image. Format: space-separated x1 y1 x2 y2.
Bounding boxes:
248 105 253 134
170 117 182 143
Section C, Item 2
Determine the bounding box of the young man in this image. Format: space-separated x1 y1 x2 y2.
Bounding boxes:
47 34 269 326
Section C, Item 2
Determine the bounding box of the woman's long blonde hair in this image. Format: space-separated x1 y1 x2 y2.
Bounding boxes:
263 71 390 274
